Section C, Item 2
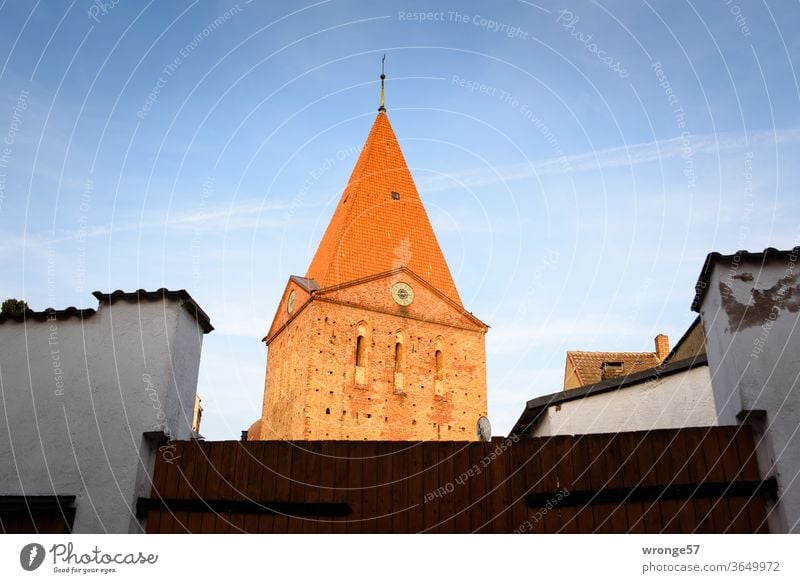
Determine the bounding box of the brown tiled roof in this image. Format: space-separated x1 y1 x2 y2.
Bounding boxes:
305 111 463 306
567 350 661 387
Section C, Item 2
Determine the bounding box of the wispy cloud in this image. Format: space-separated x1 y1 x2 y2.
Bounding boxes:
419 127 800 194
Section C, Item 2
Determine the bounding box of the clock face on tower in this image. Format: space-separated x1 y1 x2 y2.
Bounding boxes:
287 290 296 314
391 282 414 306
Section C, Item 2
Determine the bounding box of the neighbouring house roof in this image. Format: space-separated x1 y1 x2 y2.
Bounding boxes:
691 246 800 312
566 350 661 388
304 110 463 306
509 354 709 438
92 289 214 333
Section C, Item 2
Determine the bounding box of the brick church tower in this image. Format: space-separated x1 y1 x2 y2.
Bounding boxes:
248 73 488 441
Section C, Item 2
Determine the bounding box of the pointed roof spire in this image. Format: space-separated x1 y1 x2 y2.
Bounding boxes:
305 102 463 306
378 54 386 112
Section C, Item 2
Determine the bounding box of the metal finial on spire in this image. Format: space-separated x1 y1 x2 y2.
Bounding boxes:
378 54 386 112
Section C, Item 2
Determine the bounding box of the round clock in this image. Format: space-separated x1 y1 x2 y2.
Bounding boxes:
287 290 296 314
391 282 414 306
476 416 492 442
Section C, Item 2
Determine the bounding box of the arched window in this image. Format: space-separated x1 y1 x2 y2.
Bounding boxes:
393 331 405 393
356 335 365 367
434 337 445 395
394 331 405 372
354 322 368 387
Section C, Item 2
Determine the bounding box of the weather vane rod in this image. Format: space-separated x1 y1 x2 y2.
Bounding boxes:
378 54 386 112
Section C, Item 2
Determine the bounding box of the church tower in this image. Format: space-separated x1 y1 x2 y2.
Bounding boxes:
249 69 488 441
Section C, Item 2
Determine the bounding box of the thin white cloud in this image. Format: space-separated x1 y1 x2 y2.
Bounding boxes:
419 127 800 193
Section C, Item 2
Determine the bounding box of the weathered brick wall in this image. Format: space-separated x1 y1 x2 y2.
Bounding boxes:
255 274 487 441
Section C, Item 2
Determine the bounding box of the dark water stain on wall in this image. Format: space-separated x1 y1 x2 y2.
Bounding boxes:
719 274 800 330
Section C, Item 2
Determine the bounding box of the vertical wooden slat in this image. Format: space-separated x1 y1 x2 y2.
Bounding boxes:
616 431 645 533
586 434 614 533
391 442 410 533
345 441 364 534
172 440 199 533
252 442 277 534
186 441 210 534
648 430 680 533
422 441 440 533
240 442 261 533
714 427 749 533
734 427 770 533
570 434 595 533
525 438 548 534
486 439 511 533
228 442 249 533
375 441 395 533
637 430 665 534
468 441 489 533
539 437 562 533
452 443 472 533
438 441 457 533
683 428 713 533
271 441 293 534
554 435 578 534
316 441 337 534
331 441 351 534
215 442 238 533
700 426 732 532
361 441 378 533
667 428 696 533
405 442 425 533
302 442 321 534
602 433 630 533
287 442 308 534
508 438 531 533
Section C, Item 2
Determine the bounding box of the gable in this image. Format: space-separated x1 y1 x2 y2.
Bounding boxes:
314 269 486 333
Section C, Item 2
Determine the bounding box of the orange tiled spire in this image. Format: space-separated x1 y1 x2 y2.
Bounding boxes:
305 78 462 306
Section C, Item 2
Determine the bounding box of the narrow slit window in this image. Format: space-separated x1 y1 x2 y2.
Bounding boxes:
394 341 405 372
356 334 365 367
435 349 443 380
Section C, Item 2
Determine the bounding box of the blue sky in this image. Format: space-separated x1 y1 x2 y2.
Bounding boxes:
1 0 798 439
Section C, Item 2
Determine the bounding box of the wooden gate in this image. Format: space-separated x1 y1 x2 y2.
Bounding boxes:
140 426 772 533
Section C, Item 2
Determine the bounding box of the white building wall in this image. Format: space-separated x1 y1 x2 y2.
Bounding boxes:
531 365 716 437
698 252 800 533
0 296 207 533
